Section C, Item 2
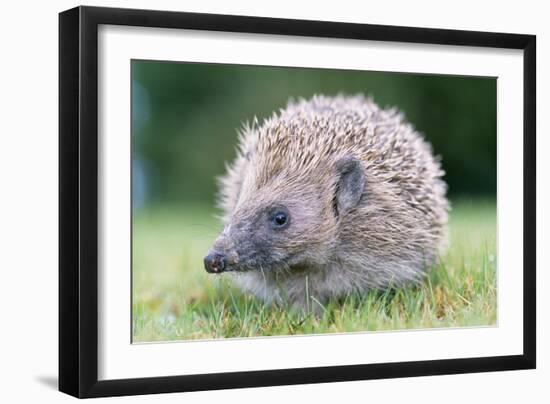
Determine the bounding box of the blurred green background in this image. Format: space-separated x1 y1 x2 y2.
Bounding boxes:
132 61 496 209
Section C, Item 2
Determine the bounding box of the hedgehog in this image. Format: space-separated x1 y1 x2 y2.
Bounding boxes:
203 94 449 312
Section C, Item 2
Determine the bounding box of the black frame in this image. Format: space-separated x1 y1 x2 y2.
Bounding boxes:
59 5 536 398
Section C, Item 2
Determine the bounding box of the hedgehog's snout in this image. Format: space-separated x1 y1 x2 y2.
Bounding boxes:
204 252 227 273
204 246 239 273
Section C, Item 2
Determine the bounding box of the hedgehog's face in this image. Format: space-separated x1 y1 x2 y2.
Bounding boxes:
204 199 327 273
204 156 365 274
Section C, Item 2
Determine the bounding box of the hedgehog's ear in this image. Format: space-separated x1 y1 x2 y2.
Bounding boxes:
334 157 365 216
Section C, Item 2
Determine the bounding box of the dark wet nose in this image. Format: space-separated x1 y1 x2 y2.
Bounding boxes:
204 252 227 273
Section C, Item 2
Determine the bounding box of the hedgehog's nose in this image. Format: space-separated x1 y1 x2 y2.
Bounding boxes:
204 252 226 273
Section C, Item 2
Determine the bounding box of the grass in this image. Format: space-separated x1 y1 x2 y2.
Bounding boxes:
132 198 496 342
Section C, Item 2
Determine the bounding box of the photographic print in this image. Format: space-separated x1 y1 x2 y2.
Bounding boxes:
131 61 497 343
59 6 535 397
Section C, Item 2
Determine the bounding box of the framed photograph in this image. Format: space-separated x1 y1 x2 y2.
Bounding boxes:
59 6 536 398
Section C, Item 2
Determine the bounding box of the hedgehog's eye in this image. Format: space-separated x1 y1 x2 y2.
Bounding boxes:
269 209 290 229
273 212 287 226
